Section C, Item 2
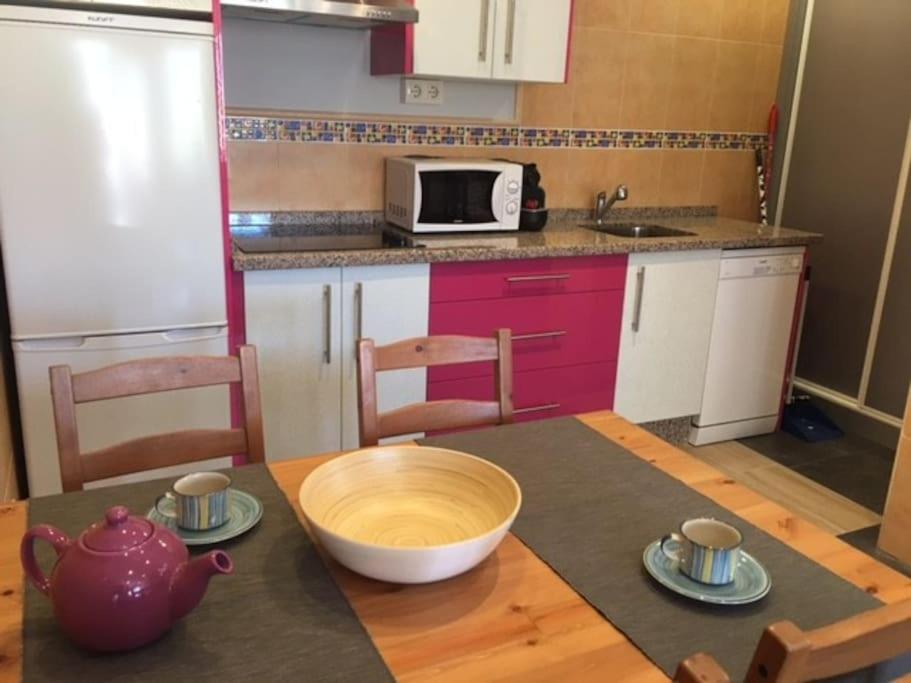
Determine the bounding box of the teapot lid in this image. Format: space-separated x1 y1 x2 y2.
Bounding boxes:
83 506 153 552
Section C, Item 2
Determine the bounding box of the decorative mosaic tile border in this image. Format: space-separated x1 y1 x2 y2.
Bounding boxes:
227 116 768 152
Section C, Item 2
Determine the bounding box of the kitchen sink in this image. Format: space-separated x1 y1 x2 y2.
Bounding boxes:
582 222 696 238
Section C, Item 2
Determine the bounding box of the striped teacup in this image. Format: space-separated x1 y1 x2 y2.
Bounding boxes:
660 518 742 585
155 472 231 531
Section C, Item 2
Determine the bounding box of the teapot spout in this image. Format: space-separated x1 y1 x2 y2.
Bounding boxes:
170 550 233 621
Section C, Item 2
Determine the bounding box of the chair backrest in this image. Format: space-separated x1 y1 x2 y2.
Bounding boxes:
674 600 911 683
50 345 265 492
356 330 513 447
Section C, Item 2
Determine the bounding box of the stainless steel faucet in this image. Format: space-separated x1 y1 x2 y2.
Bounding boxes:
594 185 628 225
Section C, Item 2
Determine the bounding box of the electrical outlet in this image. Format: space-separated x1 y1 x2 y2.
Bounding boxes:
402 78 444 105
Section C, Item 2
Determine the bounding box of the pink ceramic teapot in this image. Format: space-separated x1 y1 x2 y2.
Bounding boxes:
21 505 233 652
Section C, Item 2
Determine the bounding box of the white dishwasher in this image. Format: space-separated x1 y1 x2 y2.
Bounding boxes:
689 247 805 445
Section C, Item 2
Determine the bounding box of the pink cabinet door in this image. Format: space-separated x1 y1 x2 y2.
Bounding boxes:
428 362 617 423
429 290 623 382
430 256 627 303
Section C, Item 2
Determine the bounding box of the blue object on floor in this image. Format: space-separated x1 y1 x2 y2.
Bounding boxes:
781 396 844 442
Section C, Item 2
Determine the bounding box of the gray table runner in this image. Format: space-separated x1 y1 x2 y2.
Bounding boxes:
23 465 393 682
420 418 884 680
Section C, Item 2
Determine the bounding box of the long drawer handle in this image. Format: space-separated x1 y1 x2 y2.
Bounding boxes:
323 284 332 364
513 330 567 341
514 403 561 415
505 274 571 283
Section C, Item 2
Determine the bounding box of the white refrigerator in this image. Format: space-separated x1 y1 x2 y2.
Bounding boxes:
0 3 230 496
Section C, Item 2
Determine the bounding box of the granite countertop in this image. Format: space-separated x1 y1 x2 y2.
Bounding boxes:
231 207 822 271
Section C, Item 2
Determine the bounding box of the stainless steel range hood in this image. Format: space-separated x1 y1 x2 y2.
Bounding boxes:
221 0 418 29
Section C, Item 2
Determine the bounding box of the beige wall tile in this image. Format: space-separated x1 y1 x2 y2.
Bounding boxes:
519 83 575 127
562 149 618 208
708 41 760 131
719 0 764 43
658 149 705 205
277 143 353 210
619 33 675 129
571 28 628 128
574 0 631 29
677 0 723 39
227 141 280 210
761 0 791 45
750 44 783 132
629 0 679 34
700 149 758 219
612 149 662 206
666 36 718 130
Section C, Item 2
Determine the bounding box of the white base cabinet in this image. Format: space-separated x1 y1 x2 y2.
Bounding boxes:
245 264 429 460
613 251 722 424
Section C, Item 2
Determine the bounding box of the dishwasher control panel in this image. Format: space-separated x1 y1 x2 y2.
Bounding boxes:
720 253 804 279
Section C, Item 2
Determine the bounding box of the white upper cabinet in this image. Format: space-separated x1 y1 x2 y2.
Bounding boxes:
613 251 722 424
411 0 496 80
371 0 573 83
491 0 572 82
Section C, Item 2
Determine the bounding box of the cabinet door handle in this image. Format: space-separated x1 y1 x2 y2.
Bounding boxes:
504 0 517 65
478 0 490 62
354 282 364 357
514 402 561 415
632 266 645 332
505 273 571 283
323 284 332 364
513 330 567 341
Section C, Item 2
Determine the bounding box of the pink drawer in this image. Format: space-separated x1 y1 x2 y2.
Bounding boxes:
428 290 623 382
430 256 627 303
428 362 617 424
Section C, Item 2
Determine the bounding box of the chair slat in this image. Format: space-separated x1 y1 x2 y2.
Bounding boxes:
375 335 500 371
72 356 242 402
81 429 249 483
378 400 503 438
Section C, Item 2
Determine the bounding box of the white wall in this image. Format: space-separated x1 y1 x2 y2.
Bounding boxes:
222 19 517 121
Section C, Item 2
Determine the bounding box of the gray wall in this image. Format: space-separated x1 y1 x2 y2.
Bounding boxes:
222 19 517 121
866 171 911 417
781 0 911 404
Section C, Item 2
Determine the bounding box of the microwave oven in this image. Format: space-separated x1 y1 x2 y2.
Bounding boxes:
385 157 523 232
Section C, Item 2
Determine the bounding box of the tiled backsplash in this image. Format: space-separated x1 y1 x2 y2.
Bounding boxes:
227 116 768 151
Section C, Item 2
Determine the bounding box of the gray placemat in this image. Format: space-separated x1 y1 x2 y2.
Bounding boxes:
420 418 884 680
23 465 393 682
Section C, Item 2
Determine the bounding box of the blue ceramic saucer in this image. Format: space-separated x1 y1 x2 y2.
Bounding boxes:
148 489 263 546
643 538 771 605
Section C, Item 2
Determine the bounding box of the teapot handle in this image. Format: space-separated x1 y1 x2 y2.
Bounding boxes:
21 525 71 596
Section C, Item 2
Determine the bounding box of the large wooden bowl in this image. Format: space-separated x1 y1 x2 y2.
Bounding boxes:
298 445 521 584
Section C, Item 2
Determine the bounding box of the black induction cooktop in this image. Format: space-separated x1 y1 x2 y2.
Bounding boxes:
233 225 421 253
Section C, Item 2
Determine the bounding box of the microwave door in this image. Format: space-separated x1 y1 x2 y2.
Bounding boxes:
417 170 499 231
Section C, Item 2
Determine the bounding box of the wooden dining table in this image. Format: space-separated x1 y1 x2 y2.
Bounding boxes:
1 410 910 682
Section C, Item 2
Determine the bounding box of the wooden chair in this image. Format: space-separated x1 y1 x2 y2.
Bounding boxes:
49 345 265 492
356 331 513 447
674 599 911 683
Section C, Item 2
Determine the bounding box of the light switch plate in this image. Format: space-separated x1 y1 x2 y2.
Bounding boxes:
402 78 444 105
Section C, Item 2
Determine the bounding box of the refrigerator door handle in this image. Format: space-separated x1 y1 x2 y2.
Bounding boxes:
15 337 86 351
162 326 228 343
